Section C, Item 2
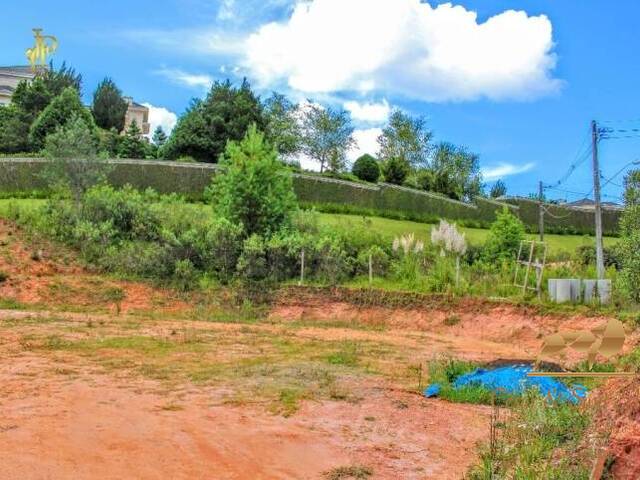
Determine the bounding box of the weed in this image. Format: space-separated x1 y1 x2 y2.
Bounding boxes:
0 270 8 283
443 314 461 326
323 465 373 480
326 342 360 366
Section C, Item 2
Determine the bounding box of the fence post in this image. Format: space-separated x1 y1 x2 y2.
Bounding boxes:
299 248 305 286
368 253 373 286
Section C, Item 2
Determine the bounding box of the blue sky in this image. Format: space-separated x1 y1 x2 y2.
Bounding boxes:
3 0 640 201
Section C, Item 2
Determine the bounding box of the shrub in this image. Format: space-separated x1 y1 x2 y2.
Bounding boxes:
207 125 297 238
483 207 525 262
351 154 380 182
172 259 198 291
356 245 390 277
82 185 161 241
575 244 621 270
314 236 351 285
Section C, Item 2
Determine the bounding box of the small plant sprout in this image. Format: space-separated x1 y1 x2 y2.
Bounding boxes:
392 233 424 255
431 220 467 287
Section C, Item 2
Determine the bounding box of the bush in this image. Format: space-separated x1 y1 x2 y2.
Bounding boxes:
575 244 620 270
207 125 298 238
82 185 161 241
483 207 525 263
382 157 409 185
172 259 198 291
351 154 380 182
314 236 351 285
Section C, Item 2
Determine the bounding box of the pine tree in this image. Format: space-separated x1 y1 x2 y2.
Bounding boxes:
118 120 147 159
92 78 128 132
152 126 167 147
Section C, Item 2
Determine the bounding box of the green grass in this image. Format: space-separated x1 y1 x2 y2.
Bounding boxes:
318 213 618 259
0 198 617 260
468 392 592 479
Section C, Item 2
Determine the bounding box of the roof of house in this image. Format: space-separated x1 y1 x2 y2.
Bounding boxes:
565 198 622 209
0 66 38 77
0 85 14 94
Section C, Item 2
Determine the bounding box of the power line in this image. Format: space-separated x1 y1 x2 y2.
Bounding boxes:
545 127 592 189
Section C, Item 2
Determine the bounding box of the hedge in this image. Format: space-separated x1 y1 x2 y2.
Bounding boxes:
0 158 621 234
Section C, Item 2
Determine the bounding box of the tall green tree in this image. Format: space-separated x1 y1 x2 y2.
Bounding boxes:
118 120 147 159
0 106 31 153
42 115 108 204
152 126 168 147
619 170 640 302
11 77 52 121
490 179 507 198
92 78 128 132
208 125 297 237
623 170 640 207
263 92 302 159
300 103 355 173
430 142 483 201
29 87 95 151
40 61 83 97
163 79 265 162
377 109 432 169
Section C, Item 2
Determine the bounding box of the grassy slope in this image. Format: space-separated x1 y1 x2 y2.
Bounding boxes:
0 199 616 258
318 212 618 257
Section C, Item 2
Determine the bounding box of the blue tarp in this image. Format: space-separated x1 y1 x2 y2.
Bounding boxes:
425 364 587 404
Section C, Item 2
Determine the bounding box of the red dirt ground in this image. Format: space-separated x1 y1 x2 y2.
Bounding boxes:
0 352 491 480
1 220 637 478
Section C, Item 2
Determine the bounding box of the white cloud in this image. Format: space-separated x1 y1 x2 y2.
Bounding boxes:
348 128 382 162
343 100 390 123
142 103 178 139
244 0 561 101
155 68 213 91
482 162 534 181
218 0 236 20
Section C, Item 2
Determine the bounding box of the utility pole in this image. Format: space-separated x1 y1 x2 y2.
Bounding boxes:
591 120 605 279
538 180 544 242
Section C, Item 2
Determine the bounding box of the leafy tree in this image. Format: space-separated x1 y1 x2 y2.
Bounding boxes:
483 207 525 262
208 125 297 237
263 92 301 159
382 157 410 185
29 87 95 151
490 179 507 198
377 109 432 169
430 142 483 201
300 103 355 173
42 115 109 204
163 79 265 162
351 153 380 182
97 128 123 157
619 170 640 302
118 120 148 159
152 126 168 147
92 78 128 132
0 106 31 153
623 170 640 207
11 77 53 121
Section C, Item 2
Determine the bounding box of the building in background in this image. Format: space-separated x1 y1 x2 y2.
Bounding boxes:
123 97 150 137
0 66 36 105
